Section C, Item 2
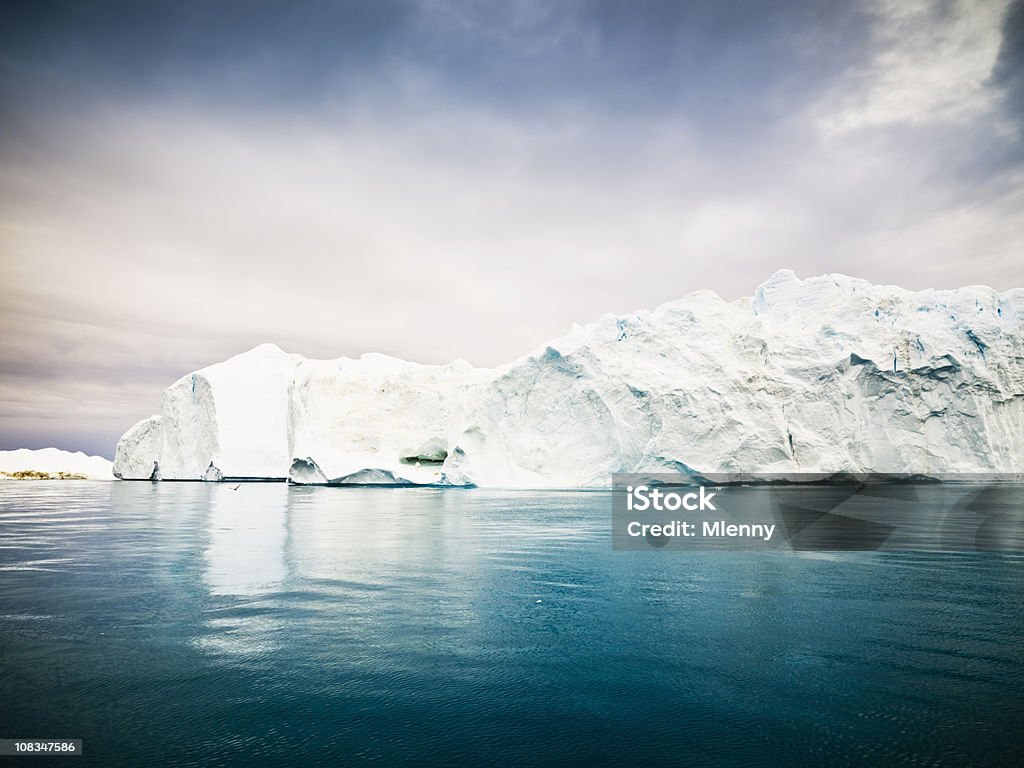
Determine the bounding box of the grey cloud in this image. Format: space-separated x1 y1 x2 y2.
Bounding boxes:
0 1 414 87
1 1 874 128
993 0 1024 122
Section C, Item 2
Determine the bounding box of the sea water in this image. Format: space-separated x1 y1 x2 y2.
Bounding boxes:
0 482 1021 766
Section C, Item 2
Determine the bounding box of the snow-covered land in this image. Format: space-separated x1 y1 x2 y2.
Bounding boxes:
114 271 1024 486
1 448 114 480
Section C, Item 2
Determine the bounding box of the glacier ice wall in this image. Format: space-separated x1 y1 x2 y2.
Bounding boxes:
114 271 1024 486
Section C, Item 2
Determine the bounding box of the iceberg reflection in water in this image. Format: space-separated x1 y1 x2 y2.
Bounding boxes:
199 485 289 657
0 481 1021 767
205 485 288 597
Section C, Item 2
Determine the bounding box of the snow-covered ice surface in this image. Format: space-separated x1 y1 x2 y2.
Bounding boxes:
114 271 1024 487
0 448 114 480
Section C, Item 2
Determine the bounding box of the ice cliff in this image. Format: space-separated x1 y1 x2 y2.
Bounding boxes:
114 271 1024 486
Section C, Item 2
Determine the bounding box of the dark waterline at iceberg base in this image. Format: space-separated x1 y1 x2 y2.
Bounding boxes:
0 484 1021 767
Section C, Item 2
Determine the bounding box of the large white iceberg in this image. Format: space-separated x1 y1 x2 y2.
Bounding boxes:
114 271 1024 486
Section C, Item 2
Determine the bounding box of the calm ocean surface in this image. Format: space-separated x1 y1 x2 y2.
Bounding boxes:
0 482 1021 767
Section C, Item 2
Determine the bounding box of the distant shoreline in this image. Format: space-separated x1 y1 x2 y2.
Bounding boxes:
1 470 89 480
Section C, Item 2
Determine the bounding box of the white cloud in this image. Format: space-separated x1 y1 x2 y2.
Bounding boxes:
819 0 1011 133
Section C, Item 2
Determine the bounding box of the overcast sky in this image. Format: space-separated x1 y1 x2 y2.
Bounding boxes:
2 0 1023 458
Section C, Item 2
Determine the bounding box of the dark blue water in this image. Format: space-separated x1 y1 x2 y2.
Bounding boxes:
0 482 1021 767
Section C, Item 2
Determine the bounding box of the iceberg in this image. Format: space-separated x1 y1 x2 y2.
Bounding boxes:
114 271 1024 486
1 448 114 480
